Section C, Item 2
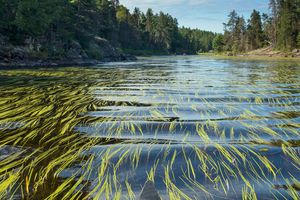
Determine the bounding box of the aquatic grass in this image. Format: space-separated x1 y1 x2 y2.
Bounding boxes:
0 60 300 199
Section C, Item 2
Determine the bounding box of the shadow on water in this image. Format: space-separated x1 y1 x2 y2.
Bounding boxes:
0 57 299 199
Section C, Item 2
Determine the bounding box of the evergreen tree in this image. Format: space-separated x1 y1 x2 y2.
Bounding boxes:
247 10 264 50
131 8 141 29
233 16 247 52
269 0 279 46
0 0 216 57
15 0 65 37
0 0 21 42
212 34 224 52
277 0 299 50
262 13 274 46
223 10 239 51
0 0 19 30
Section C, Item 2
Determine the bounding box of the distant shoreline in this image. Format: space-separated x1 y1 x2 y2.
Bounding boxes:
199 53 300 61
199 47 300 61
1 52 300 70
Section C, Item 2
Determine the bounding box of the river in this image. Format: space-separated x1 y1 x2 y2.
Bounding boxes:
0 56 299 199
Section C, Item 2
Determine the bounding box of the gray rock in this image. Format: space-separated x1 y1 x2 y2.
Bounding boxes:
81 51 89 59
11 47 29 59
93 36 119 60
66 48 82 59
66 40 84 59
139 181 161 200
292 49 299 53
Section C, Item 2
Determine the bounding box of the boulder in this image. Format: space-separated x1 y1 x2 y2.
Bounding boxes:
81 51 88 59
93 36 120 60
66 40 86 59
10 47 29 60
292 49 299 53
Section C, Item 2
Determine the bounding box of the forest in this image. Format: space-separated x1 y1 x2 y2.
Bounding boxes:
0 0 216 60
213 0 300 53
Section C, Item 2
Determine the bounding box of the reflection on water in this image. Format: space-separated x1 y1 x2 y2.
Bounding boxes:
0 56 299 199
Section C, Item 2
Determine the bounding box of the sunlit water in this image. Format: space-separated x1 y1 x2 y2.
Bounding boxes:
0 56 299 199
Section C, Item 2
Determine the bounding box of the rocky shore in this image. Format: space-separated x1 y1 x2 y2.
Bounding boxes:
0 55 137 69
0 35 137 69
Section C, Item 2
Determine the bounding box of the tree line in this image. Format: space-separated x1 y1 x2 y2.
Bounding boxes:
0 0 216 59
213 0 300 53
116 6 215 54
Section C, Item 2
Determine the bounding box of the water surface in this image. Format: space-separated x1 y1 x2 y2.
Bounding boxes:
0 56 299 199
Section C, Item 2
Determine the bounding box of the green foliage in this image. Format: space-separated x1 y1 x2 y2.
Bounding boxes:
0 0 298 58
222 9 263 53
14 0 65 36
297 33 300 48
0 0 215 58
85 43 103 60
223 10 239 51
178 28 215 54
247 10 264 50
276 0 299 50
0 0 19 29
220 1 300 53
213 34 224 52
116 5 130 22
116 7 215 54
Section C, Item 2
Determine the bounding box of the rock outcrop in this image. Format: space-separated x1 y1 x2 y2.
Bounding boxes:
0 35 136 68
66 40 88 59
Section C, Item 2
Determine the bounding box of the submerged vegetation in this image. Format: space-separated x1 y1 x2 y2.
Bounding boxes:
0 57 299 199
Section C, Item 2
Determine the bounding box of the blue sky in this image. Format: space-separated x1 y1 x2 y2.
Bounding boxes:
119 0 270 33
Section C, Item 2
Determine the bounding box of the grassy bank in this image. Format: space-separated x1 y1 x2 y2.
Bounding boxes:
198 52 300 61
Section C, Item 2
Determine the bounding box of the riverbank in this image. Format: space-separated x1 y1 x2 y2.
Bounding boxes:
0 56 137 69
199 47 300 61
202 54 300 61
0 36 137 69
0 59 102 69
0 55 137 69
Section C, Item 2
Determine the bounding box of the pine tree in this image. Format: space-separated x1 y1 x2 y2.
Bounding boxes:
277 0 299 50
269 0 279 46
247 10 264 50
233 16 247 52
223 10 238 51
262 13 274 46
14 0 65 37
212 34 224 52
0 0 19 30
131 8 141 29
